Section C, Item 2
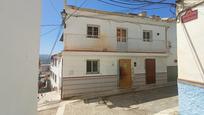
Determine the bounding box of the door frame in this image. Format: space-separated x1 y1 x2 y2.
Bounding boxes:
118 59 132 89
145 59 156 84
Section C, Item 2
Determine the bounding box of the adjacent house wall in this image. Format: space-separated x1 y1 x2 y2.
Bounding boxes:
177 2 204 114
167 22 178 82
0 0 40 115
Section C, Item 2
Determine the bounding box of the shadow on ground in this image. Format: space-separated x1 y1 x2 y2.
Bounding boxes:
83 86 178 114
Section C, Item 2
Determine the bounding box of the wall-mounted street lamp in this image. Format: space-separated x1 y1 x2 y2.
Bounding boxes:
61 9 67 28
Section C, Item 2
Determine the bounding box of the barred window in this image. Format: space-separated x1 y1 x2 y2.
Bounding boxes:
87 25 99 38
86 60 99 74
117 28 127 42
143 30 153 42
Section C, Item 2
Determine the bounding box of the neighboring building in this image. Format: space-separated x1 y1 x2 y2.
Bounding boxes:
39 64 50 79
0 0 40 115
38 63 51 93
177 0 204 114
50 54 63 91
51 5 177 99
40 54 51 64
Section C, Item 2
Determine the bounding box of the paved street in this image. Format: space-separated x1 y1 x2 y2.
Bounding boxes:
38 86 178 115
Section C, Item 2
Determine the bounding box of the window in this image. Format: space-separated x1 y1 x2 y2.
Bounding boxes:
87 25 99 38
117 28 127 42
86 60 99 74
54 74 57 83
143 30 152 42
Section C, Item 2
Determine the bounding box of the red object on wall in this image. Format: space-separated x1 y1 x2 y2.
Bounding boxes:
181 9 198 23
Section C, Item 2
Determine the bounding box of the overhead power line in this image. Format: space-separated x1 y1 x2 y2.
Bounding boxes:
109 0 148 5
132 0 175 6
48 0 61 17
130 0 168 10
49 26 63 58
65 0 88 22
41 24 61 27
40 27 59 36
97 0 145 9
97 0 173 10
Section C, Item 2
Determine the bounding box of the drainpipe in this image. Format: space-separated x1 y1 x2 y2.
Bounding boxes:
165 26 170 52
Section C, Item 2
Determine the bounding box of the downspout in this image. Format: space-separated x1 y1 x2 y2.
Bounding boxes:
165 26 170 52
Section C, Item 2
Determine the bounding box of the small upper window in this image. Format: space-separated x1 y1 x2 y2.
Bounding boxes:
86 60 99 74
87 25 99 38
143 30 153 42
117 28 127 42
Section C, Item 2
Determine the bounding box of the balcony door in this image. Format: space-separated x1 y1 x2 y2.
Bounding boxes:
117 28 127 51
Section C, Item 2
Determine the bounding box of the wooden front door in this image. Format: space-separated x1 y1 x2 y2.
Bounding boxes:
145 59 156 84
119 59 132 88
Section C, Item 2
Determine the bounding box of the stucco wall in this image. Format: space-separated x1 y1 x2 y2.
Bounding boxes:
177 6 204 83
0 0 40 115
61 52 169 98
62 52 167 77
50 58 62 90
64 9 170 53
167 23 177 66
177 3 204 115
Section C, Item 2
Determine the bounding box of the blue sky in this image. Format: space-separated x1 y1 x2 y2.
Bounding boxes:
40 0 175 55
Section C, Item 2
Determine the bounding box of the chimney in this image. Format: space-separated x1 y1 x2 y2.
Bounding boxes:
138 11 147 17
151 15 161 20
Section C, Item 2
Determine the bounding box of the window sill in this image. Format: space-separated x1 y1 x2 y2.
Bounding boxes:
86 72 100 75
86 35 100 38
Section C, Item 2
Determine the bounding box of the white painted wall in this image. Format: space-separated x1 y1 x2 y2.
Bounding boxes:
62 52 167 77
50 57 62 90
0 0 40 115
177 6 204 83
64 8 170 53
167 22 177 66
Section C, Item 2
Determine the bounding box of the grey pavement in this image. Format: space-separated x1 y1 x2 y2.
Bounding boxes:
38 86 178 115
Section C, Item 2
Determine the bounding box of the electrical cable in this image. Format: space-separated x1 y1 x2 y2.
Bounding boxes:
130 0 167 10
65 0 88 22
97 0 172 10
109 0 148 6
48 0 61 17
181 23 204 82
97 0 148 9
132 0 175 5
41 24 61 27
49 26 63 58
40 27 59 36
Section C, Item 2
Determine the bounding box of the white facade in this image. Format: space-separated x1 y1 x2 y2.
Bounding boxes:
50 55 62 90
177 1 204 114
0 0 40 115
53 6 177 98
62 52 167 78
177 2 204 83
64 7 171 53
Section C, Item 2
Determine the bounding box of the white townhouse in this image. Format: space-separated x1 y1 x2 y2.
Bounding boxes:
50 54 63 90
50 5 177 99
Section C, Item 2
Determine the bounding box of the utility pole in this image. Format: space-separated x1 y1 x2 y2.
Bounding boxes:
61 0 67 28
64 0 67 8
